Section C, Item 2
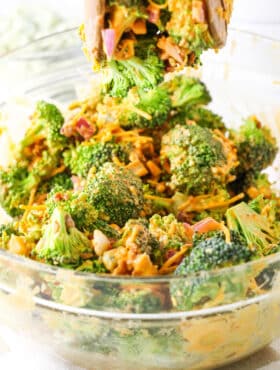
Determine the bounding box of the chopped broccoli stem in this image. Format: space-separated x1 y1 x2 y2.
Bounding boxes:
35 207 92 266
104 38 164 97
226 202 280 256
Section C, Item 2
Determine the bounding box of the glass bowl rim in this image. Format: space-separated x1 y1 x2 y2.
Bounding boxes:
0 241 279 284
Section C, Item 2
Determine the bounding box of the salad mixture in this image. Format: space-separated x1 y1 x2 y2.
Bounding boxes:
0 0 280 311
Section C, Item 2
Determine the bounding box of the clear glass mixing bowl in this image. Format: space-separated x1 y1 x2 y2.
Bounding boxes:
0 29 280 370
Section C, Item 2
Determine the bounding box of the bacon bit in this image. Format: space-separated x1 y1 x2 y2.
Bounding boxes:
76 118 96 140
192 0 206 23
157 37 184 64
192 217 222 233
131 19 147 35
61 117 96 140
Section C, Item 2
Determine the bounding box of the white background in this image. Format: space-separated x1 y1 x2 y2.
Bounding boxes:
0 1 280 369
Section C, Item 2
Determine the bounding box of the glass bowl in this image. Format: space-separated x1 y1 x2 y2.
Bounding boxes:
0 29 280 370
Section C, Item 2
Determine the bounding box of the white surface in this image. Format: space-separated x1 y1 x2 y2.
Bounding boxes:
0 1 280 370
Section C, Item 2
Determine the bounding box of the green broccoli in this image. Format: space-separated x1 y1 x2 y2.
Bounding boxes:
177 231 254 274
120 87 171 129
20 101 67 153
161 124 229 195
104 38 164 97
64 141 128 178
0 165 39 217
117 218 160 256
86 163 144 226
162 76 211 111
226 202 280 256
38 172 73 195
35 207 92 266
231 117 277 175
185 107 226 131
149 214 191 264
0 150 62 217
46 187 120 238
103 60 132 98
171 230 255 310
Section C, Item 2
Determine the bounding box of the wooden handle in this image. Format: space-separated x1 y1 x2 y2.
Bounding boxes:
205 0 229 48
84 0 106 61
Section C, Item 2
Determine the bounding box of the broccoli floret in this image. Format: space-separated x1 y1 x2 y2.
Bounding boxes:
162 76 211 111
161 124 229 195
103 60 132 98
86 163 144 226
20 101 66 152
46 189 98 232
186 107 226 131
104 38 164 97
231 117 277 175
120 87 171 129
38 172 73 195
46 187 121 237
0 165 39 217
177 231 253 274
64 141 128 178
226 202 280 256
113 289 163 313
0 149 63 217
169 107 226 132
171 230 254 310
118 218 160 256
35 207 92 266
149 214 191 264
